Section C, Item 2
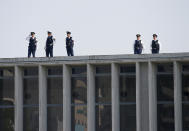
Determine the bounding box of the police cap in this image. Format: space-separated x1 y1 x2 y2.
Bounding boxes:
47 31 52 34
136 34 141 37
31 32 35 35
153 34 158 37
67 31 71 34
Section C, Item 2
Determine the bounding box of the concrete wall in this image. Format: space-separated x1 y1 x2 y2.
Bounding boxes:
0 53 188 131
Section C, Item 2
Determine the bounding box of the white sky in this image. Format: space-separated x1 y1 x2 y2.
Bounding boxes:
0 0 189 58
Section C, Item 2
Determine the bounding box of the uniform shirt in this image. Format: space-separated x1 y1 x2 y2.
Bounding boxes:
133 40 144 50
66 37 74 48
26 35 38 46
46 36 55 47
26 36 37 47
151 40 161 52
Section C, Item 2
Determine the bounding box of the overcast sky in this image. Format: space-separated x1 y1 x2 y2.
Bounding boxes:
0 0 189 58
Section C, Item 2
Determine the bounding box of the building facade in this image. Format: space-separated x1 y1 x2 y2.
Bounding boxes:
0 53 189 131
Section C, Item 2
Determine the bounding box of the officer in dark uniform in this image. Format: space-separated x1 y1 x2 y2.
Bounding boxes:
151 34 160 54
134 34 143 54
66 31 74 56
27 32 37 58
45 31 55 57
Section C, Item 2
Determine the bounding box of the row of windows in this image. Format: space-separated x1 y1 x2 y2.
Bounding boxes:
0 64 189 131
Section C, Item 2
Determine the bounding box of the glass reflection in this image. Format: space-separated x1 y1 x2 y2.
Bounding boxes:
47 77 63 104
157 104 174 131
120 76 136 102
71 77 87 104
0 79 14 105
0 68 14 77
71 106 87 131
23 78 39 105
95 76 111 103
96 105 111 131
0 108 14 131
120 105 136 131
157 75 174 101
47 106 63 131
23 107 39 131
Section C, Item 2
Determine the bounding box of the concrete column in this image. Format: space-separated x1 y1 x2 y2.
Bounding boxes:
136 62 142 131
136 62 149 131
111 63 120 131
174 61 182 131
39 65 47 131
15 66 23 131
87 64 95 131
148 62 157 131
63 64 71 131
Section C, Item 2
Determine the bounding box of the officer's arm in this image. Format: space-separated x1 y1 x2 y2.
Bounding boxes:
26 36 30 41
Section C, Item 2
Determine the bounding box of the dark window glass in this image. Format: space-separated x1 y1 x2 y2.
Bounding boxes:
95 76 111 103
71 106 87 131
96 66 111 74
47 67 62 76
182 65 189 131
71 77 87 104
0 68 14 77
23 78 39 105
120 76 136 102
182 65 189 72
182 74 189 101
157 64 173 73
120 65 136 73
157 64 174 131
96 105 112 131
23 107 39 131
157 104 174 131
47 106 63 131
24 68 38 76
0 108 14 131
72 66 86 75
183 104 189 130
47 77 63 104
157 75 174 101
0 79 14 105
120 105 136 131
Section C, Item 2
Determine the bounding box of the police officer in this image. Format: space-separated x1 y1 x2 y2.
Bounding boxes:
45 31 55 57
66 31 74 56
151 34 160 54
27 32 37 58
134 34 144 54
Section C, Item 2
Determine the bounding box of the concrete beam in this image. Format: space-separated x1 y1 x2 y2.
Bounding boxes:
15 66 23 131
174 61 182 131
111 63 120 131
148 62 157 131
87 64 95 131
39 65 47 131
63 64 71 131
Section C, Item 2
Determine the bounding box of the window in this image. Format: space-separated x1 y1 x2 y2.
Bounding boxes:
182 64 189 131
119 65 136 131
71 66 87 131
23 67 39 131
95 65 112 131
47 66 63 131
0 68 14 131
157 64 174 131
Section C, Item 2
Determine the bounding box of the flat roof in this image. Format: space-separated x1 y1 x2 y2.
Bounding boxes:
1 52 189 66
